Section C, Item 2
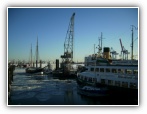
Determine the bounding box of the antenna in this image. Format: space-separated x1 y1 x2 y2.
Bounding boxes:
131 25 138 60
98 32 105 55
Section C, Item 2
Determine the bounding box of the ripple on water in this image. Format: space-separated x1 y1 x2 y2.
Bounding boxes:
35 92 52 101
11 92 36 100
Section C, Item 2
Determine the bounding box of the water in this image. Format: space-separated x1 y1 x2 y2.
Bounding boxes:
8 68 138 106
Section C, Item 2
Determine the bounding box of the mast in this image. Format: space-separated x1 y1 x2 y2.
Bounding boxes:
31 44 32 67
94 44 95 55
131 25 134 60
36 36 38 68
98 32 104 56
101 32 103 52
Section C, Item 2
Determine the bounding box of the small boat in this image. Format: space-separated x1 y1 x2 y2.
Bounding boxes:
77 85 108 97
26 67 43 74
43 69 53 74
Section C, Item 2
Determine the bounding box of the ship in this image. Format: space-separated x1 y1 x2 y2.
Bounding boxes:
77 46 138 98
77 30 138 99
26 37 44 74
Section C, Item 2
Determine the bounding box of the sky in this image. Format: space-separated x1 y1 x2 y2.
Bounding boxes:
8 7 138 62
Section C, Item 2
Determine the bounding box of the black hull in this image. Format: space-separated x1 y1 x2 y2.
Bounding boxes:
53 73 77 79
77 78 138 98
76 78 95 86
26 68 43 74
77 86 108 97
52 70 77 79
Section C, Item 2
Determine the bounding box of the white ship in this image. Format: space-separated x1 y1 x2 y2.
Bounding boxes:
77 46 138 97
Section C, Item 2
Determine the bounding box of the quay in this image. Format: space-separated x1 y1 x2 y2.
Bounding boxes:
8 65 15 99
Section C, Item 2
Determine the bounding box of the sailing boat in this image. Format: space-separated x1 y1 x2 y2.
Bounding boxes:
26 37 43 74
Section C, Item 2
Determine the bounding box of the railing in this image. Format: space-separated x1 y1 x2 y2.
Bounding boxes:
97 73 138 80
118 75 138 80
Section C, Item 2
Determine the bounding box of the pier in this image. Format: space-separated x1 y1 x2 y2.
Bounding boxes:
8 65 15 98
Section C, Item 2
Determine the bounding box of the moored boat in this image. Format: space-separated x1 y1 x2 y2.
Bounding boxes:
77 43 138 98
77 56 138 98
26 37 44 74
26 67 43 74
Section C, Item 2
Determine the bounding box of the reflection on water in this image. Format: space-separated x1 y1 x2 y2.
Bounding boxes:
8 68 137 105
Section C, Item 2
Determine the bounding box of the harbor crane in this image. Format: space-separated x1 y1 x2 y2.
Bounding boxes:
61 13 75 63
110 47 118 59
60 13 75 75
119 38 130 60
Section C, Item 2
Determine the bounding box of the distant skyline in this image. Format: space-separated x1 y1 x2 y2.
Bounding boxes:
8 7 139 62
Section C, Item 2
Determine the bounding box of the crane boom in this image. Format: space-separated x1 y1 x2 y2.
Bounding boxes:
119 38 123 51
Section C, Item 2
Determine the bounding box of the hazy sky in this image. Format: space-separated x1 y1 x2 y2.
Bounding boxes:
8 7 138 62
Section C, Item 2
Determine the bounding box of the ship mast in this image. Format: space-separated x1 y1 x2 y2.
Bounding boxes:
36 36 39 68
31 44 32 67
131 25 134 60
131 25 137 60
98 32 104 57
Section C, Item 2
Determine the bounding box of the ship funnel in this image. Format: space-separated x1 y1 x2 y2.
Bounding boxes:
103 47 111 59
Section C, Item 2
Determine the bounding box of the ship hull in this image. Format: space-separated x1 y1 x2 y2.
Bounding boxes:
26 67 43 74
77 78 138 98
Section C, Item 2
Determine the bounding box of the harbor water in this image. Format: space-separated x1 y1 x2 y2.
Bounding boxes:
8 68 138 105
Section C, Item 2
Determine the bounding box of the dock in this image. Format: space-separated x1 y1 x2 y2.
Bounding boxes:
8 65 15 98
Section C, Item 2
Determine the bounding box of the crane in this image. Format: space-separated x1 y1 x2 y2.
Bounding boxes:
60 13 75 75
119 38 130 60
110 47 118 59
61 13 75 63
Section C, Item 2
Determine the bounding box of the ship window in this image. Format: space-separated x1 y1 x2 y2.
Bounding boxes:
130 83 137 89
122 82 128 88
133 70 138 75
108 80 113 85
118 69 121 73
92 78 97 82
112 69 117 73
126 69 132 74
95 68 99 72
88 78 92 82
115 81 120 86
118 69 125 74
120 69 125 74
106 68 110 72
100 68 104 72
101 79 105 84
91 68 94 72
118 69 124 74
84 77 87 81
